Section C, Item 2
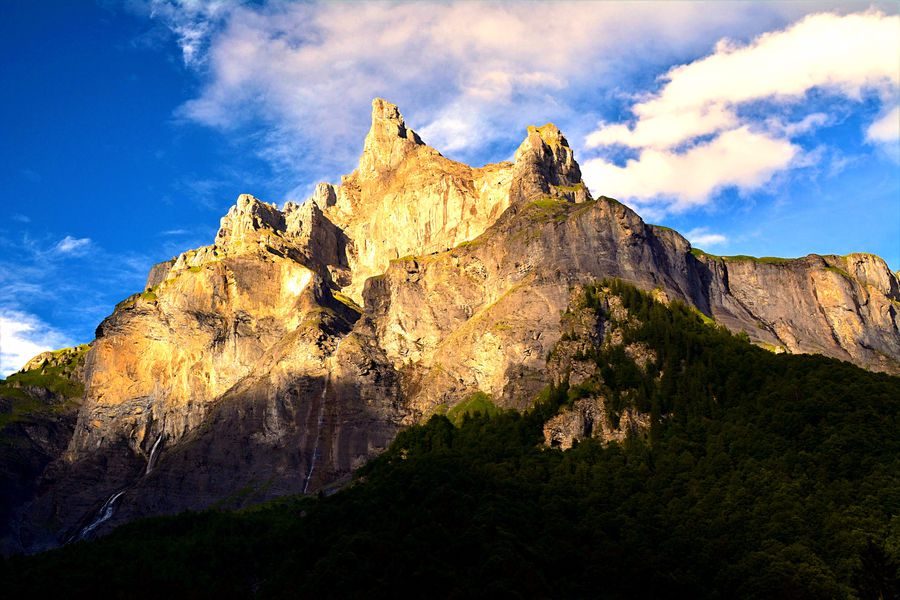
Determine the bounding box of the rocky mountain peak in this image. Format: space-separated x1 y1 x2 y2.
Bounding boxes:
214 194 285 252
309 182 337 211
512 123 590 204
358 98 428 178
833 253 900 298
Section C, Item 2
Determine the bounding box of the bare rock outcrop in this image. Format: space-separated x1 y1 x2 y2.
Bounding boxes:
697 251 900 373
544 399 649 450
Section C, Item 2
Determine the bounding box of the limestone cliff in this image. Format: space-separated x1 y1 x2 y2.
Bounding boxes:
695 251 900 373
6 99 898 553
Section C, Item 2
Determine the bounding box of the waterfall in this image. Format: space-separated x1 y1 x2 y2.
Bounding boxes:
302 379 329 494
145 433 164 475
77 490 126 540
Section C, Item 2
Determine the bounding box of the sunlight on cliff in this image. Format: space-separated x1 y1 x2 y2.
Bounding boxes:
283 268 313 298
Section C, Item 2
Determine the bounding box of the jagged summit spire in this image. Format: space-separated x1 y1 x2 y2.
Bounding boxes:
512 122 591 204
358 98 426 177
370 98 407 128
525 123 569 147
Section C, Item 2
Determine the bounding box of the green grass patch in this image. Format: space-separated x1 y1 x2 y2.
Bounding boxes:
0 363 84 428
453 237 483 251
690 248 717 259
554 183 586 193
2 368 84 400
0 343 87 426
526 197 570 224
721 255 793 265
446 391 500 426
824 265 852 280
687 305 716 326
757 342 787 354
115 294 140 310
690 249 794 265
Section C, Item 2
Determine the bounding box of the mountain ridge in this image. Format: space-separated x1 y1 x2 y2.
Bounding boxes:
2 98 898 553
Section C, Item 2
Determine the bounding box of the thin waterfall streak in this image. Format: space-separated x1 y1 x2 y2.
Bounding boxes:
77 490 125 540
302 380 329 494
146 434 164 475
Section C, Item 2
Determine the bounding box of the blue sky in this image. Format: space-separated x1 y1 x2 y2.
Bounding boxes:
1 0 898 375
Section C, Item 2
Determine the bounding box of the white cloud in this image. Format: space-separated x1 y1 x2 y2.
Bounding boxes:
147 0 839 181
54 236 91 255
143 3 900 215
588 11 900 151
685 227 728 247
582 10 899 210
769 112 832 137
582 127 799 210
866 105 900 143
0 310 73 377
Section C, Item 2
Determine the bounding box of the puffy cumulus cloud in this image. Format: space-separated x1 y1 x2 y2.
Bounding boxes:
588 11 900 151
685 227 728 248
54 236 92 255
0 310 73 376
583 127 799 210
583 10 900 211
146 0 837 187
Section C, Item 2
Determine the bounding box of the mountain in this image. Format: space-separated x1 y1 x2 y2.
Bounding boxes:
6 282 899 597
2 99 898 554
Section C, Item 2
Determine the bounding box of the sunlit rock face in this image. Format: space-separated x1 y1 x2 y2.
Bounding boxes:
315 99 520 302
8 98 899 553
696 251 900 373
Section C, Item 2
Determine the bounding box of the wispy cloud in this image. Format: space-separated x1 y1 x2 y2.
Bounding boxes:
0 310 73 376
0 229 155 368
685 227 728 248
149 0 242 66
54 236 92 255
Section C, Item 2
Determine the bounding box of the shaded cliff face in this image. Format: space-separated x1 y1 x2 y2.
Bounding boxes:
14 191 403 552
7 98 898 553
0 346 88 554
